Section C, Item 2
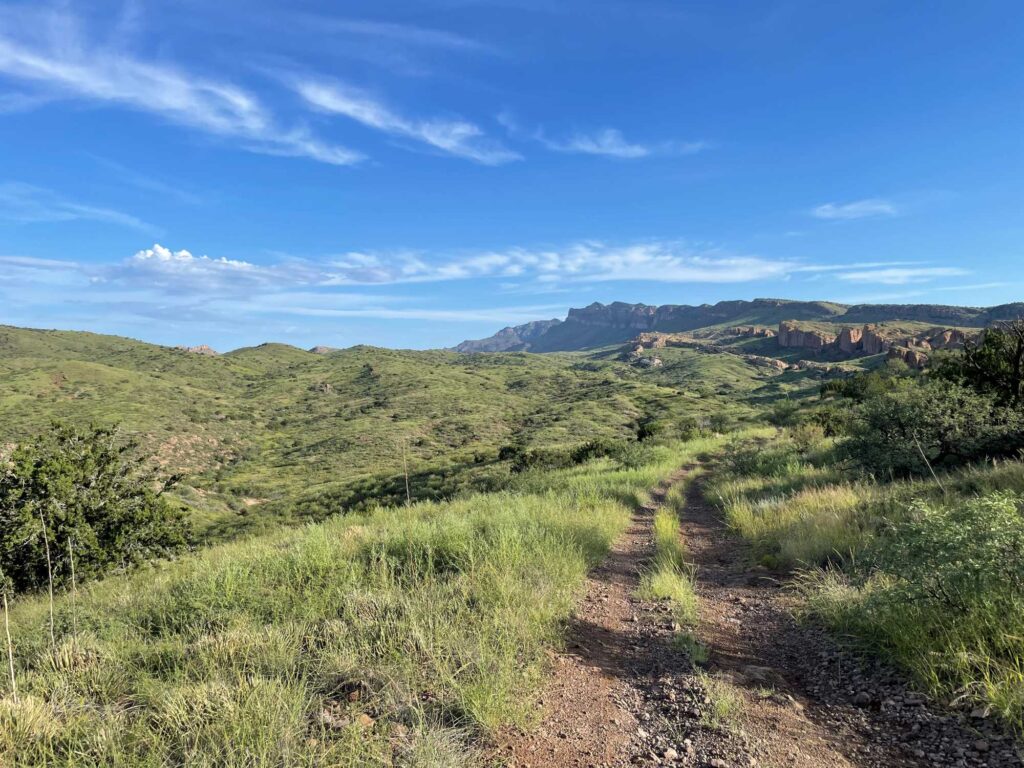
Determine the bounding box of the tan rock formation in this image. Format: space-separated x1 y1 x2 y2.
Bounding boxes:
175 344 219 356
730 325 776 338
888 346 929 369
837 327 863 354
777 322 836 352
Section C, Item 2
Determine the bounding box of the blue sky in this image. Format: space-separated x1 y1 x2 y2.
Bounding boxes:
0 1 1021 350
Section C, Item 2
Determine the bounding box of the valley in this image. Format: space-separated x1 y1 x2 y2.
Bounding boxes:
2 300 1024 767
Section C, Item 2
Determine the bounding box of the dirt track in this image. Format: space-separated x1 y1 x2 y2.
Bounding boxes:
495 468 1023 768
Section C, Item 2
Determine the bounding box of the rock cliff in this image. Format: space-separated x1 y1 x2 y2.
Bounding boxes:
456 299 1021 354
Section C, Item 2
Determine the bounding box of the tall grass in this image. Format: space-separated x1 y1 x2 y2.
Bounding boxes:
0 441 703 767
713 429 1024 733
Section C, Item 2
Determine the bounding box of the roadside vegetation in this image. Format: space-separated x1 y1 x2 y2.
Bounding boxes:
0 438 699 767
705 322 1024 733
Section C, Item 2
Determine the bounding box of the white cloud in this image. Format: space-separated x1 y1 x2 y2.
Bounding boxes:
321 241 795 285
307 17 493 53
295 79 520 165
0 182 154 232
531 125 708 159
0 10 361 166
837 266 970 285
543 128 650 158
811 198 899 220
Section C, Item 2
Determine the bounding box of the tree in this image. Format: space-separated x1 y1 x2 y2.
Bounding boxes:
935 319 1024 405
845 378 1024 476
0 423 191 594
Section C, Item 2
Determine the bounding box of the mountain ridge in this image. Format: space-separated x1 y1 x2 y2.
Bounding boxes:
455 298 1024 353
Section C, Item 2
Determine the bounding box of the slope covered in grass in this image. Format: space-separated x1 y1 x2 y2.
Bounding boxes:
0 325 804 540
706 429 1024 732
0 442 698 767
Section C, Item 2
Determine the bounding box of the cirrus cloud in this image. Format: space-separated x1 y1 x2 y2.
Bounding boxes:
811 198 899 220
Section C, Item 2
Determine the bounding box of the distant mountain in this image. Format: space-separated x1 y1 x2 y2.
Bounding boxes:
453 318 562 353
456 298 1024 353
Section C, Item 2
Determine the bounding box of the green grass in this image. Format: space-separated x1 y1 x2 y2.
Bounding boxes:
636 447 717 628
0 441 699 767
710 428 1024 733
697 672 743 730
0 325 806 542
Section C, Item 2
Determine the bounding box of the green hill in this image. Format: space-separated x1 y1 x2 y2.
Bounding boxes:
0 324 807 539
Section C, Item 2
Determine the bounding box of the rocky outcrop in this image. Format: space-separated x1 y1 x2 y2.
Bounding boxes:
175 344 218 356
777 322 837 352
778 322 975 365
888 346 930 369
837 327 863 354
633 356 663 368
730 325 776 338
860 325 895 354
309 346 336 355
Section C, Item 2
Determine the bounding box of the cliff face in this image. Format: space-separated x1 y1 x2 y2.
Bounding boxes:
777 322 837 352
777 322 973 367
454 319 562 353
455 299 1020 354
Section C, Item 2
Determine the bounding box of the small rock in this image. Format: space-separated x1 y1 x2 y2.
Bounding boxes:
663 747 679 760
852 691 872 706
973 740 990 753
709 760 729 768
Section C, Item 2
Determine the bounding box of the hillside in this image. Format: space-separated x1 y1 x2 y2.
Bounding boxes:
0 324 794 539
457 298 1024 353
3 317 1024 767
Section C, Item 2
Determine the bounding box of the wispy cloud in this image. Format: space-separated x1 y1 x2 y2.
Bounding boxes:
87 155 204 205
497 111 707 160
541 128 650 158
811 198 899 220
837 266 970 285
305 17 494 53
295 79 520 165
0 182 155 232
0 9 361 166
0 254 80 270
538 128 708 159
285 305 565 323
319 241 795 285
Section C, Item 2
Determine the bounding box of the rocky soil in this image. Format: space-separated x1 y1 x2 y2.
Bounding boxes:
494 468 1024 768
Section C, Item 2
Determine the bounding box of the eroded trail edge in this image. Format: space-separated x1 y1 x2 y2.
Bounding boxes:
680 475 1022 768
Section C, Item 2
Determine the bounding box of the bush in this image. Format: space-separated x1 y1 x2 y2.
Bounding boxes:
812 493 1024 727
570 438 623 464
844 378 1024 476
0 423 191 593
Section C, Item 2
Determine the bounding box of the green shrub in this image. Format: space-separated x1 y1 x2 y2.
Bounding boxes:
0 423 191 593
809 492 1024 729
845 379 1024 476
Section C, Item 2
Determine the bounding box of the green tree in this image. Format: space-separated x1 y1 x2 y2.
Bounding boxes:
0 423 191 593
935 319 1024 405
845 378 1024 476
